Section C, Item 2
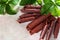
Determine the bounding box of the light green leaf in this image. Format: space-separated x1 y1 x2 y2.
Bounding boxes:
37 0 42 5
55 0 60 6
56 7 60 16
50 5 60 16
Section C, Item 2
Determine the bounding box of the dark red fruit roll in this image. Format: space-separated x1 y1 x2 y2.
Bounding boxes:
46 20 57 40
17 16 36 23
27 13 51 30
30 21 46 35
20 13 41 19
54 18 60 38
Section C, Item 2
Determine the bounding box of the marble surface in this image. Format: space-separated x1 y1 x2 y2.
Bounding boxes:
0 11 60 40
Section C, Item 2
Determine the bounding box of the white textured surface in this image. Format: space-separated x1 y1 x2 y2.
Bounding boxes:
0 11 60 40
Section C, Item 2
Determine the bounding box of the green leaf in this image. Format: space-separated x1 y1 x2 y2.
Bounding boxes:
55 7 60 16
5 4 17 15
9 0 19 6
20 0 36 6
37 0 42 5
41 2 53 15
55 0 60 6
50 5 60 16
0 0 8 3
0 4 5 14
56 8 60 16
43 0 52 4
0 0 8 4
7 0 19 9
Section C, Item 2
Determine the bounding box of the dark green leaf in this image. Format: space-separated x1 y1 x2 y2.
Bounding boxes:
5 4 17 15
2 0 8 2
0 0 8 2
0 0 8 4
55 0 60 6
20 0 36 6
0 4 5 14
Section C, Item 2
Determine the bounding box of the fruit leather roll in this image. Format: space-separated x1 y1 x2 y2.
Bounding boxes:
46 20 57 40
40 24 50 39
27 15 54 31
29 21 46 35
27 14 51 30
49 15 56 21
47 15 56 24
20 13 41 19
17 16 36 23
54 18 60 38
21 7 40 13
24 5 42 9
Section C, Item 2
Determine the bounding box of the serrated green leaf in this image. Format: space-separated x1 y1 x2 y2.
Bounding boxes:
55 0 60 6
5 4 17 15
20 0 36 6
0 4 5 14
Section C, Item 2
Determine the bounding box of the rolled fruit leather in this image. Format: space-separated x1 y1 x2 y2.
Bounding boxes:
40 24 50 40
46 20 57 40
17 16 36 23
40 16 56 40
54 18 60 38
27 13 51 30
20 13 41 19
29 21 46 35
21 8 40 13
40 15 56 36
29 15 56 35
